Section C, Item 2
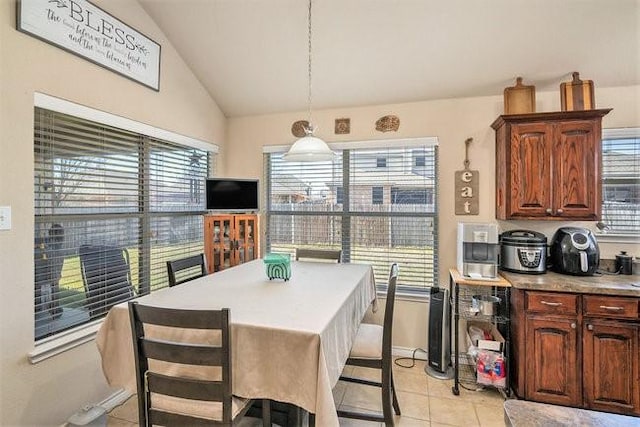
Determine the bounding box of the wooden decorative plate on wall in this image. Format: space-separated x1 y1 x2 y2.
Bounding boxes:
291 120 309 137
375 115 400 132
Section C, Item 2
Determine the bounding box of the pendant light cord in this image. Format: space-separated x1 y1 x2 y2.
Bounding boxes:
307 0 313 132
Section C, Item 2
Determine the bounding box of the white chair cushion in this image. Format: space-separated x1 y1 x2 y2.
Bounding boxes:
349 323 383 360
151 393 252 421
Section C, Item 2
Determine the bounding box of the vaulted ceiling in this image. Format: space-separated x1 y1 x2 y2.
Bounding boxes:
139 0 639 117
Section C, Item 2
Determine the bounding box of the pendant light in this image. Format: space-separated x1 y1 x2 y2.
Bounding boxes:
283 0 335 162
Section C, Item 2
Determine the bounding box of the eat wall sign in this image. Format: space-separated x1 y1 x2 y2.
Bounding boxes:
455 169 479 215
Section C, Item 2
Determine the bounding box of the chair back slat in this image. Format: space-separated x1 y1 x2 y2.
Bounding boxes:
147 372 225 401
141 339 224 365
150 409 221 426
167 254 206 287
133 303 224 329
295 248 342 263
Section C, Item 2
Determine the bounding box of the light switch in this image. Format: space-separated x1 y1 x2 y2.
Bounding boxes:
0 206 11 230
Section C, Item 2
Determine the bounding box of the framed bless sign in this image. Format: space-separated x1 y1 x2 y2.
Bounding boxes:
17 0 161 91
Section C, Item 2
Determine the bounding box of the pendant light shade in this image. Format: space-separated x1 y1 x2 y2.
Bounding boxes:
283 134 335 162
284 0 335 162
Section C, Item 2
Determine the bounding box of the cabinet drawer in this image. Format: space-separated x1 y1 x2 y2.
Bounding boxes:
583 295 639 319
526 292 578 315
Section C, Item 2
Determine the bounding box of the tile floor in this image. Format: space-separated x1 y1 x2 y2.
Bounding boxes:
107 358 506 426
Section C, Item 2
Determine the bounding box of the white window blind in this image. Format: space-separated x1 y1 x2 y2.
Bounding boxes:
264 142 438 293
601 130 640 235
34 107 213 340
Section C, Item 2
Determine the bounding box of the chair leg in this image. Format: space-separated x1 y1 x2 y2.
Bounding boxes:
391 370 401 415
381 368 394 427
261 399 271 427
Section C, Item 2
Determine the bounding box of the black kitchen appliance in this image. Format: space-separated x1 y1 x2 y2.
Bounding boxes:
549 227 599 276
500 230 547 274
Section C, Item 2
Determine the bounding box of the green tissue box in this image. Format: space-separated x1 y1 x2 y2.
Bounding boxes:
263 253 291 281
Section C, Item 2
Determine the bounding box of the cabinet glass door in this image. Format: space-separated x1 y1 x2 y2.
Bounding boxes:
235 216 257 265
210 217 233 272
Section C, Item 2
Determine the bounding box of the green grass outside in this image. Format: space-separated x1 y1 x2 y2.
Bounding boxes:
56 242 435 309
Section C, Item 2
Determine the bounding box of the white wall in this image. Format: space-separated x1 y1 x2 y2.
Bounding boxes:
0 1 225 425
225 85 640 350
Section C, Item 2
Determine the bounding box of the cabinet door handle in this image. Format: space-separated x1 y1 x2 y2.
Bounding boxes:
556 208 564 214
545 208 553 215
540 301 562 306
599 305 624 311
587 324 594 331
571 322 576 329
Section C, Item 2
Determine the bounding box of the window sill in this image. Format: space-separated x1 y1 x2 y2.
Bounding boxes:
594 233 640 244
28 318 104 364
377 289 430 303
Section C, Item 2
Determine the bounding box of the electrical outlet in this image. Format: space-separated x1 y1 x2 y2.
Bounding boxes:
0 206 12 230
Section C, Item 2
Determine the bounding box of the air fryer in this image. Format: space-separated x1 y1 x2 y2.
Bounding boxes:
549 227 599 276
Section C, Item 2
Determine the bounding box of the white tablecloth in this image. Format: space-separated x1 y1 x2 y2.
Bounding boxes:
96 259 376 426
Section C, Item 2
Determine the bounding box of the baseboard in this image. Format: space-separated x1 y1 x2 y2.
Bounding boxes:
97 388 133 412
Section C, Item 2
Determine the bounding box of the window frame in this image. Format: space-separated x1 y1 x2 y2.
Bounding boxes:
263 137 439 296
598 127 640 242
31 93 218 356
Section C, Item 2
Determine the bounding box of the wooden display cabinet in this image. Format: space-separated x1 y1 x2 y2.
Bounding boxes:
492 109 611 220
512 289 640 416
204 214 259 273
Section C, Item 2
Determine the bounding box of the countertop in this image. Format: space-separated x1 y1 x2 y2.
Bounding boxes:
501 270 640 297
504 399 640 427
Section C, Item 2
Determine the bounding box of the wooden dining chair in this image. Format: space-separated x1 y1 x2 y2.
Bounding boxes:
337 263 401 427
166 253 206 287
129 302 270 426
294 248 342 263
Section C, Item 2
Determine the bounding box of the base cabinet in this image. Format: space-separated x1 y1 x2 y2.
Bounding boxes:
525 315 580 407
583 319 640 414
204 214 259 273
512 289 640 416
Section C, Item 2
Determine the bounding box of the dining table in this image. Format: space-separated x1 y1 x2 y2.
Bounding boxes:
95 258 377 426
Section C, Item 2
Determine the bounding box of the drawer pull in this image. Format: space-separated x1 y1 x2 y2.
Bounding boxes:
571 322 576 329
540 301 563 307
599 305 625 311
587 324 594 331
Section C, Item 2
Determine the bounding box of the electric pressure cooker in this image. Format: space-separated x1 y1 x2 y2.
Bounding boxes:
499 230 547 274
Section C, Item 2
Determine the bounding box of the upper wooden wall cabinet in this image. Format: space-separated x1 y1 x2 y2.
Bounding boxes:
492 109 611 220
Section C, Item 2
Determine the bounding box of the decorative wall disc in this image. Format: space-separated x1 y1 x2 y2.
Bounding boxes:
291 120 309 137
375 115 400 132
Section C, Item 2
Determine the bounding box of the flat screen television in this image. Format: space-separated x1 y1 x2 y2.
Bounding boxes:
205 178 259 211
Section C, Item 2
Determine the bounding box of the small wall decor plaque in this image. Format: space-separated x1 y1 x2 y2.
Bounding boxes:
17 0 161 91
334 118 350 134
375 115 400 132
455 138 479 215
291 120 309 137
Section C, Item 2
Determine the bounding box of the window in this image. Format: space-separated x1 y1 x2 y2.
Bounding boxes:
264 140 438 293
372 186 384 204
34 105 214 340
601 129 640 235
376 156 387 168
